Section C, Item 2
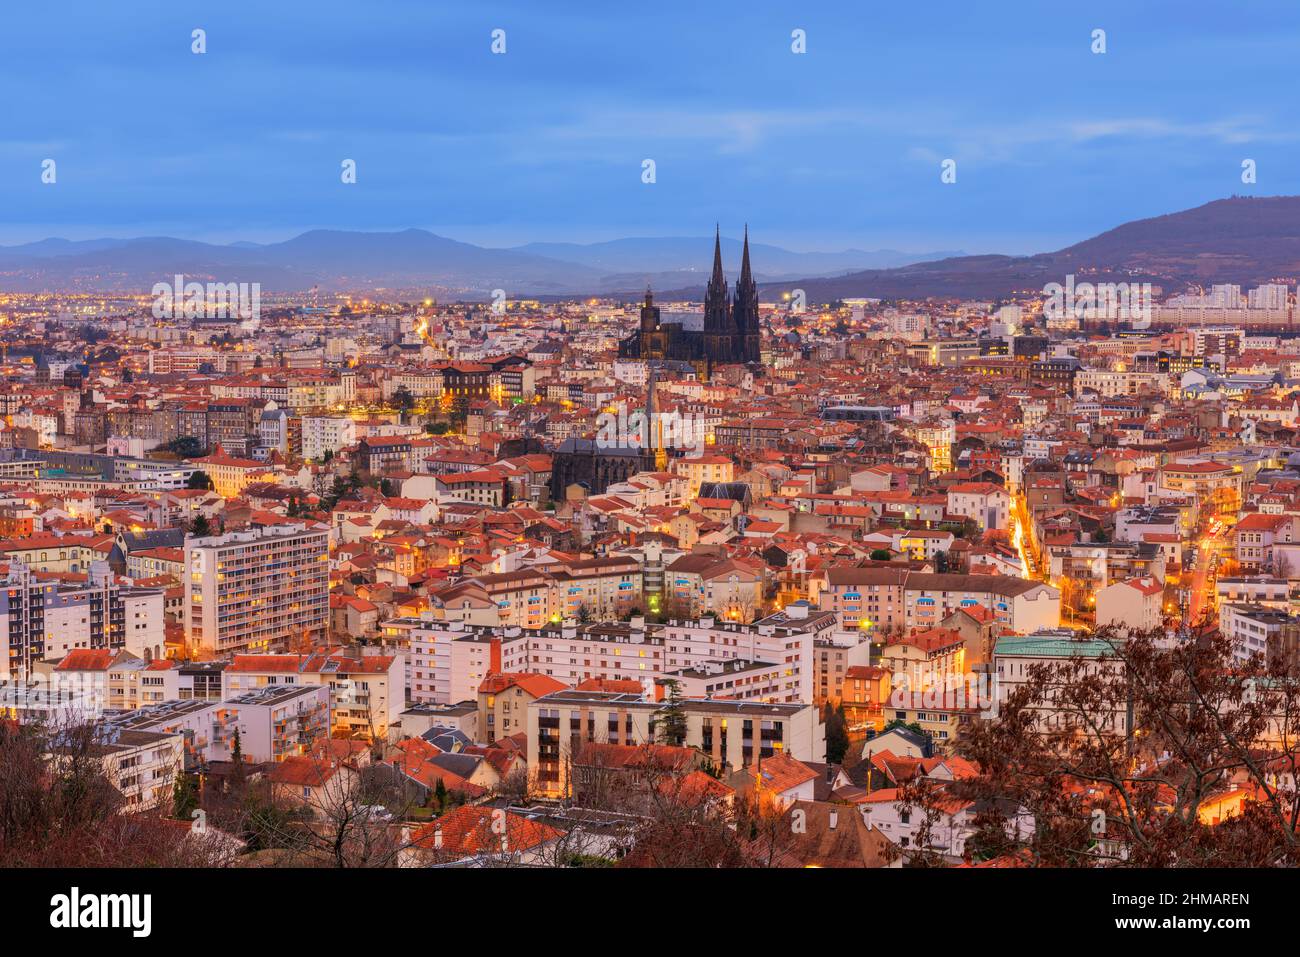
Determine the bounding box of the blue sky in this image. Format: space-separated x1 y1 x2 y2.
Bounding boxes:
1 0 1298 252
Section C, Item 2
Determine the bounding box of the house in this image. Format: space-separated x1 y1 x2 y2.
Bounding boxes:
477 672 569 745
267 755 360 812
408 805 564 865
946 482 1010 531
1095 576 1165 631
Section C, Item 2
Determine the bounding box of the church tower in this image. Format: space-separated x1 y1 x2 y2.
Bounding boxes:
732 225 761 363
703 225 730 331
640 286 659 334
703 225 734 366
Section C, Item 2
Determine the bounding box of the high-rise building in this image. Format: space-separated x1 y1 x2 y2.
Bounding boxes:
184 524 329 657
0 560 166 682
1249 284 1289 310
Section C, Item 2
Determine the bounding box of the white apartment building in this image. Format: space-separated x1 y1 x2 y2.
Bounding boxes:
404 607 831 708
106 683 331 766
221 648 404 737
527 689 824 796
85 728 184 810
301 414 357 462
184 524 330 657
0 560 166 682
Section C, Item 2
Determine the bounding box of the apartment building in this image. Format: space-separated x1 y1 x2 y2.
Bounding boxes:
993 632 1127 734
477 671 568 745
527 689 824 797
301 414 357 462
549 556 643 621
945 482 1010 531
184 524 330 657
819 568 1060 636
221 648 404 738
56 726 185 810
45 649 181 713
1095 577 1165 631
107 683 331 766
659 605 835 704
0 560 166 682
405 608 831 708
1219 603 1300 664
191 446 270 498
812 632 873 705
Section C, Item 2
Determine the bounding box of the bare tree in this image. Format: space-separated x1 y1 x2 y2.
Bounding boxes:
916 624 1300 867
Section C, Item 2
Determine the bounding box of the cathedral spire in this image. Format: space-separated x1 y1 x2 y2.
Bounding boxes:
710 224 725 287
704 223 730 332
733 224 757 332
738 224 753 289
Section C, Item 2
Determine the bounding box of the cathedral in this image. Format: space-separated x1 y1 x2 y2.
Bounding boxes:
618 226 763 370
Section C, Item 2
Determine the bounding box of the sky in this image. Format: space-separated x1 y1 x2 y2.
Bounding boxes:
2 0 1299 254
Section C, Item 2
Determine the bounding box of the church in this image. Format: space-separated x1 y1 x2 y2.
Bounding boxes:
618 226 763 370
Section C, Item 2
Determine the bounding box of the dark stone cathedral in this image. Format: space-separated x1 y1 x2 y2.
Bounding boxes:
618 226 763 370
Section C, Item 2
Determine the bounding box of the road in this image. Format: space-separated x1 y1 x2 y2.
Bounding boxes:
1186 525 1228 625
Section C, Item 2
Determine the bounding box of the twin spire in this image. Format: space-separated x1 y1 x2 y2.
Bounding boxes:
703 225 756 335
707 224 753 291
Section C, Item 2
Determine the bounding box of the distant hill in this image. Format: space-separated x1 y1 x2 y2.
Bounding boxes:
0 229 939 296
756 196 1300 302
510 237 959 279
6 198 1296 299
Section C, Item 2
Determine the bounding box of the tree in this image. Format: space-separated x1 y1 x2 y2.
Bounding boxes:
0 719 231 867
392 386 415 412
870 549 892 562
925 624 1300 867
823 702 850 764
189 514 213 538
172 771 200 820
186 469 213 490
656 679 688 747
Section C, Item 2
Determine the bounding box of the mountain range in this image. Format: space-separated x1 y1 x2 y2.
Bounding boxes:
748 196 1300 302
3 196 1299 301
0 231 957 297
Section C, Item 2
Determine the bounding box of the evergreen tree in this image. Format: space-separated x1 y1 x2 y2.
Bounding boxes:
823 702 850 764
171 771 199 820
657 679 687 747
189 514 212 538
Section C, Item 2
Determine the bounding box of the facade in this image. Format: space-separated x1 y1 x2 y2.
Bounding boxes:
0 560 165 682
819 568 1060 636
183 524 330 657
106 683 331 766
221 648 405 738
301 414 356 462
1095 577 1165 632
527 689 823 797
